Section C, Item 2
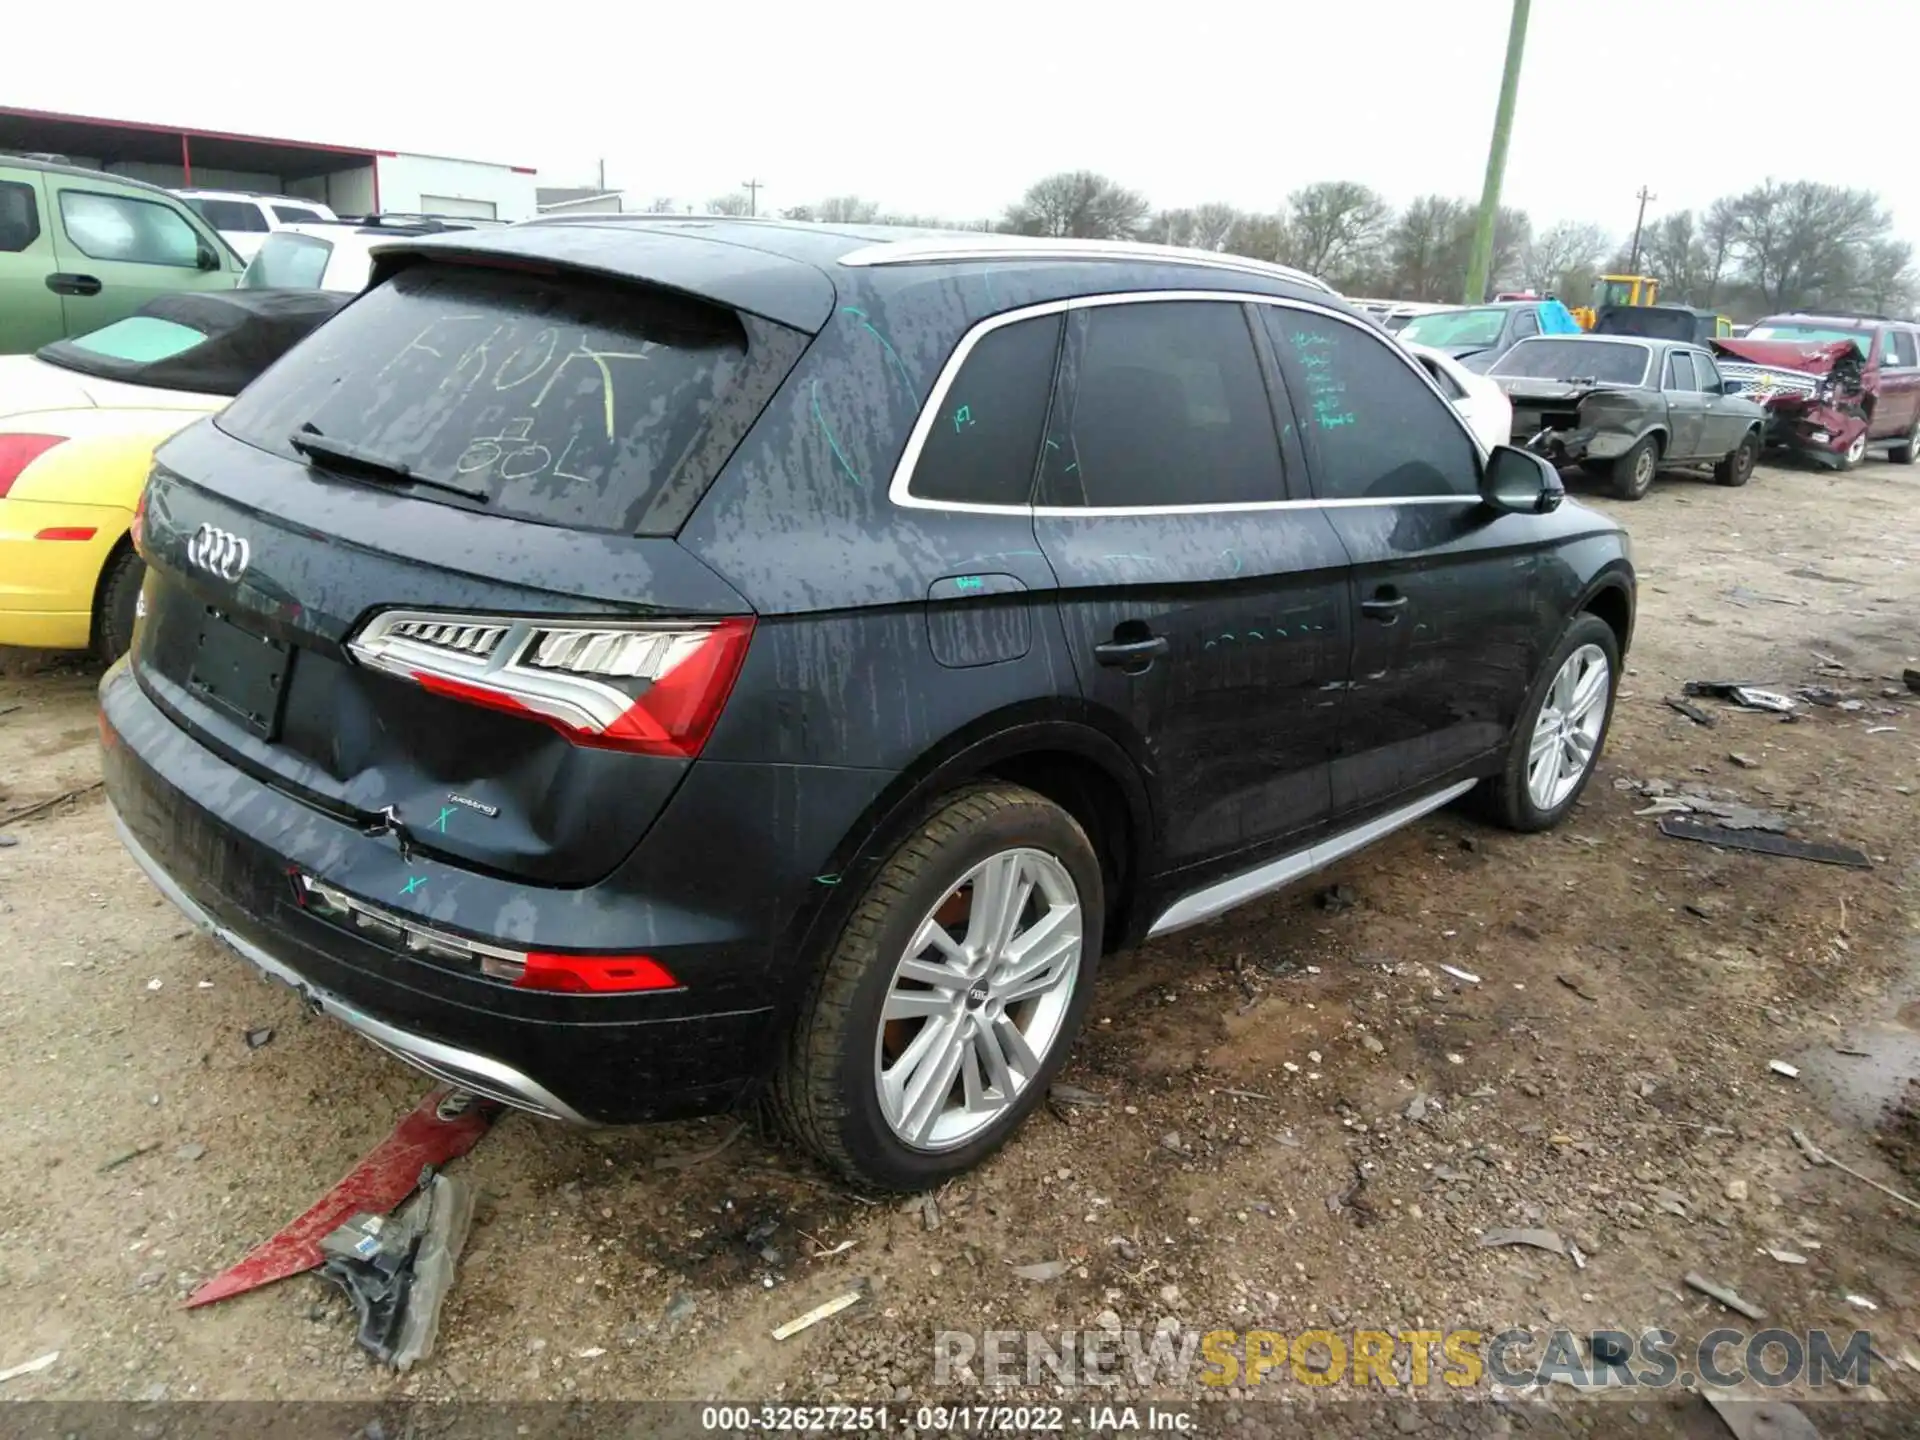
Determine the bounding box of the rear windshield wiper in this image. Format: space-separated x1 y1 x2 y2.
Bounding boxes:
289 424 488 503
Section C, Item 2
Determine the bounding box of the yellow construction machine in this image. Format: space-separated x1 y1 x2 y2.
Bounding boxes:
1571 274 1661 330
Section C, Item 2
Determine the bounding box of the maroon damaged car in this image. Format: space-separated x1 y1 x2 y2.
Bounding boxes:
1712 312 1920 469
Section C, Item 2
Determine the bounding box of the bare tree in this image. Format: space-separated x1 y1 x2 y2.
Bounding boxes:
640 196 678 214
781 204 815 222
706 192 752 217
1282 181 1390 282
1489 206 1532 293
1386 195 1471 300
1701 199 1739 306
1521 220 1611 297
1854 239 1917 315
1639 210 1717 304
1725 180 1889 310
1225 213 1288 264
1003 171 1150 239
816 195 882 224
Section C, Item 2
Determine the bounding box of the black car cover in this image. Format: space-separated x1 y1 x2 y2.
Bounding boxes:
35 289 350 397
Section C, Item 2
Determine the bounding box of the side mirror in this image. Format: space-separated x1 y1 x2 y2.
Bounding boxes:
1481 444 1564 516
195 243 220 271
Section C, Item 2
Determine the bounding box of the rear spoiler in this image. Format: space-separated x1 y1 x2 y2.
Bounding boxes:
365 226 836 334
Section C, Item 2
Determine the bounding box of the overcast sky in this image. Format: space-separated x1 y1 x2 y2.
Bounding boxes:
13 0 1919 245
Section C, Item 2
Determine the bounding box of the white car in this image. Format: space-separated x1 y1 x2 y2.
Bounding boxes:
177 190 338 261
240 217 495 294
1402 341 1512 453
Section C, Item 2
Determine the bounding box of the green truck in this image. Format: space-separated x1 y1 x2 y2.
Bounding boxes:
0 155 244 354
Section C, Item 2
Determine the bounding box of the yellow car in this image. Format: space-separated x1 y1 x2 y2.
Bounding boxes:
0 289 346 658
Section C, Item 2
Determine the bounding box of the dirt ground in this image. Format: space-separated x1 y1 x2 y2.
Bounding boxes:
1 456 1917 1427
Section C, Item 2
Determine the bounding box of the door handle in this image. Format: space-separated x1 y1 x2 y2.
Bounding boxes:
46 272 102 297
1361 588 1409 623
1093 634 1169 669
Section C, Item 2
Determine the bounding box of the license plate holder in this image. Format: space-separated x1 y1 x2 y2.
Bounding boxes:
188 609 291 739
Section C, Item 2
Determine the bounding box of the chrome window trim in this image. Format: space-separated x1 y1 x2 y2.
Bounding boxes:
837 237 1337 296
887 288 1487 516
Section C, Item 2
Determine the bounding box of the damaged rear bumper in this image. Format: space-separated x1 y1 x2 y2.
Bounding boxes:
1520 426 1637 467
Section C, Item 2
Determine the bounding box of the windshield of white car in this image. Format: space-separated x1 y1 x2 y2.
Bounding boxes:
1396 307 1507 347
1491 339 1649 386
1744 322 1871 358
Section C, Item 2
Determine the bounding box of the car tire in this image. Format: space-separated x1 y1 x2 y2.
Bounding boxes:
94 545 146 664
1608 436 1658 500
1890 417 1920 466
1713 431 1759 487
772 783 1104 1192
1480 613 1620 834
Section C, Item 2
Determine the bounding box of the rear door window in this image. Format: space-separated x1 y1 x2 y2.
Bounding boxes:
217 260 764 534
1889 329 1919 368
908 314 1060 506
0 179 40 250
1037 300 1283 508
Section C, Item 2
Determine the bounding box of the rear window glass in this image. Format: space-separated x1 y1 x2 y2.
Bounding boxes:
69 316 208 362
217 261 750 534
241 232 334 289
1490 339 1649 385
1746 321 1871 357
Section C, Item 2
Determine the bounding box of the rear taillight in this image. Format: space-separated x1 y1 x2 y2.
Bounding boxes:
294 873 679 992
348 611 754 759
0 434 67 499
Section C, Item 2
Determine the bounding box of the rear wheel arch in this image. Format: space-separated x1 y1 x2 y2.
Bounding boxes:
781 711 1156 992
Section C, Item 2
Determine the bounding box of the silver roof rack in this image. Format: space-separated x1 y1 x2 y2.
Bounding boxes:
836 235 1340 296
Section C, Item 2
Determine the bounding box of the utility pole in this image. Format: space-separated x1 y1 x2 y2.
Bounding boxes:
597 157 606 191
742 178 764 217
1626 186 1656 273
1464 0 1531 305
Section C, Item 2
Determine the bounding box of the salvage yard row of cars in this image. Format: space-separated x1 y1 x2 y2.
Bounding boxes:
0 164 1908 1188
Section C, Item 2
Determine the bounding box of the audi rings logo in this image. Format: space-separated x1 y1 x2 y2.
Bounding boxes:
187 524 251 582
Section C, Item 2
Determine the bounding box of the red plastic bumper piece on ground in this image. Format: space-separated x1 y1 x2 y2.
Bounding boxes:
184 1088 497 1309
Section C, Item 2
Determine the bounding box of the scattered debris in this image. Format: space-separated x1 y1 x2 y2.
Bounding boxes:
1048 1082 1106 1108
187 1088 495 1308
920 1196 940 1232
1728 752 1760 769
1590 1333 1629 1365
1654 1188 1690 1218
1316 883 1357 913
1790 1128 1920 1213
1684 1271 1766 1321
812 1239 855 1259
1682 680 1754 699
1865 725 1897 735
1702 1393 1819 1440
244 1027 275 1050
1008 1260 1070 1283
99 1141 160 1172
1769 1060 1800 1079
1438 964 1481 985
652 1121 745 1172
1725 1178 1749 1202
145 978 163 992
0 1351 58 1386
1905 668 1920 694
1635 797 1694 817
1568 1243 1587 1270
1665 697 1715 727
174 1142 207 1162
575 1347 606 1360
1731 686 1794 712
319 1171 475 1372
1722 587 1806 608
1658 818 1871 869
1764 1247 1807 1265
1479 1228 1566 1257
1404 1093 1430 1122
772 1283 868 1339
0 780 103 828
1220 1087 1274 1101
1556 973 1598 1002
0 833 17 848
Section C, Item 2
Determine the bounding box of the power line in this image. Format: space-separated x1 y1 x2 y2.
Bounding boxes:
742 178 765 217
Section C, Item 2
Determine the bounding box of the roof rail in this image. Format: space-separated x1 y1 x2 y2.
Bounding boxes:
1780 309 1891 322
835 235 1340 296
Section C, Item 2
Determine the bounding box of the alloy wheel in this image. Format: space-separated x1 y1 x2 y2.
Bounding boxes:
1526 643 1611 812
874 848 1083 1151
1845 432 1869 466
